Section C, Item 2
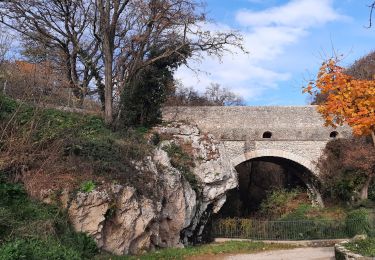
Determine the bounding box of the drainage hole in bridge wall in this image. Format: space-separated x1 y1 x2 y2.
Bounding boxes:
262 131 272 138
330 131 338 138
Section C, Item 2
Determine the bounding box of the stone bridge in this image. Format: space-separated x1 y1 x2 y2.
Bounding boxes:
163 106 351 180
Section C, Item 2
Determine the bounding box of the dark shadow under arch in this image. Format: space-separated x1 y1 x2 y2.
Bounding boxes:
217 156 322 219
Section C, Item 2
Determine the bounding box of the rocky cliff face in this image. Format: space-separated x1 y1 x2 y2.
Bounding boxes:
63 122 237 255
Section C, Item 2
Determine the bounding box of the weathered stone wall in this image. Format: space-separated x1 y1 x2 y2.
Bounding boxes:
162 106 352 177
163 106 351 141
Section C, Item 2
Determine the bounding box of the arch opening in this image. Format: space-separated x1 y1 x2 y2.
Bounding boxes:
262 131 272 138
216 156 321 219
330 131 338 138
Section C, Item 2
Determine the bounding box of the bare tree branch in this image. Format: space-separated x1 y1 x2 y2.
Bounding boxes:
367 1 375 28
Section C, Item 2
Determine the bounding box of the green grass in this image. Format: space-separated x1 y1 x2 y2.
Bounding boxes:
98 241 295 260
345 209 372 237
0 181 98 259
345 238 375 257
80 180 96 193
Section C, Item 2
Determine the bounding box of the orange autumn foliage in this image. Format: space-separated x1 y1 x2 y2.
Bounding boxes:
304 59 375 144
14 60 53 75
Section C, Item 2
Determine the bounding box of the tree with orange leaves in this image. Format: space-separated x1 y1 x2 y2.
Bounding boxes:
304 59 375 146
305 58 375 200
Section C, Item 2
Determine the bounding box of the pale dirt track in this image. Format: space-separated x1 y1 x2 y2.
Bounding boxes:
224 247 335 260
189 247 335 260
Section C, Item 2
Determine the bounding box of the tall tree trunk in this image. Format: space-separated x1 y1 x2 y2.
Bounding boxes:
371 130 375 147
103 42 113 125
359 174 374 200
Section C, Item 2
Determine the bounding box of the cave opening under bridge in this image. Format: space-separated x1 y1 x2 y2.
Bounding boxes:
216 156 320 219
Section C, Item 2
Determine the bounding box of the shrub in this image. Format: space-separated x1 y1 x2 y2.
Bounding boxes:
80 180 96 193
163 143 198 192
318 138 375 203
280 204 314 221
0 239 81 260
0 182 26 204
259 189 310 219
58 232 98 259
345 238 375 257
346 209 371 237
119 46 187 128
0 181 98 259
328 171 364 202
0 94 17 120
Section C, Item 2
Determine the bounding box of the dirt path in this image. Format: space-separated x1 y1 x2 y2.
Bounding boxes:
224 247 335 260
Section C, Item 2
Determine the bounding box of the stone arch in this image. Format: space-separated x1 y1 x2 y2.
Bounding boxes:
231 149 319 177
231 149 323 206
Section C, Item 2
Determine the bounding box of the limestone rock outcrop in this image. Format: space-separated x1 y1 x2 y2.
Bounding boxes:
65 122 237 255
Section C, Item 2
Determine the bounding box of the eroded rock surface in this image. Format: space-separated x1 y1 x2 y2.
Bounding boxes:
65 122 237 255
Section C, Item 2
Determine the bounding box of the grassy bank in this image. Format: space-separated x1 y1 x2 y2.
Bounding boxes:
0 181 98 259
345 238 375 257
0 94 153 259
0 94 154 194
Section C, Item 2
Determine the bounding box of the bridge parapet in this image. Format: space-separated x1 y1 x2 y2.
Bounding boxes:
162 106 351 141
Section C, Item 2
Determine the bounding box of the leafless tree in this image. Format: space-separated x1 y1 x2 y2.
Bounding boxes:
92 0 244 124
166 85 213 106
1 0 244 125
166 82 244 106
93 0 131 124
0 25 10 94
0 0 102 106
0 26 8 65
204 83 244 106
345 50 375 80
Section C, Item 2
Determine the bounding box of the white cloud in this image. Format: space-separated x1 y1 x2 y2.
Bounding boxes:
236 0 344 28
175 0 346 102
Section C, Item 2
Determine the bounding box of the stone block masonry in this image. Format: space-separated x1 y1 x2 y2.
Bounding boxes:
162 106 352 178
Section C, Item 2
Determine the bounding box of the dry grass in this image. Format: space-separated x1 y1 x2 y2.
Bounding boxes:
0 94 154 200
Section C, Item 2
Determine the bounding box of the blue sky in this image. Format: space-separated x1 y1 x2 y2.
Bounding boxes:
175 0 375 105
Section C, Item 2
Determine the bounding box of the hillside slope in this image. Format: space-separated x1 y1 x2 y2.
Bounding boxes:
0 95 237 255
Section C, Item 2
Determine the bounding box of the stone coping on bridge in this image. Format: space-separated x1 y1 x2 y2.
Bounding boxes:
162 106 352 141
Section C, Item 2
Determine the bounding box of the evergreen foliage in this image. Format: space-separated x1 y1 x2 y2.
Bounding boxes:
120 45 190 127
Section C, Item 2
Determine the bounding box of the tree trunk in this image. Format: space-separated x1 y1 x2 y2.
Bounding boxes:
371 130 375 147
103 42 113 125
359 174 374 200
